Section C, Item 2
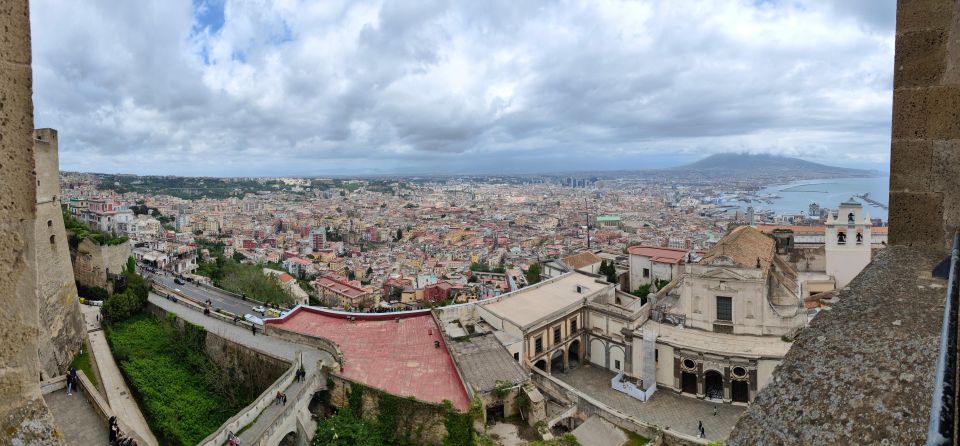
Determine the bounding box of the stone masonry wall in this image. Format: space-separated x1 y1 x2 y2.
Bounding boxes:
0 1 64 443
146 303 288 396
327 374 450 445
889 0 960 249
34 128 85 379
72 237 132 292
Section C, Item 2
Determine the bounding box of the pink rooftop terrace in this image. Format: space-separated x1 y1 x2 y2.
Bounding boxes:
267 307 471 411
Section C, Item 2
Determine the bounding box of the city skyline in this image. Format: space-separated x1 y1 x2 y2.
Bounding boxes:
32 0 896 176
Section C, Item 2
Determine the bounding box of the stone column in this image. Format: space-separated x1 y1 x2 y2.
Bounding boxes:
673 356 681 389
696 360 705 398
723 366 732 402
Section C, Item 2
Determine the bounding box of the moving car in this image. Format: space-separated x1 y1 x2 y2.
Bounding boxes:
252 305 266 314
174 277 185 285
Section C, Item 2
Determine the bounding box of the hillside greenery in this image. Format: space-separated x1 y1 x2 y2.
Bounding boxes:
105 313 254 445
194 238 292 305
101 257 152 323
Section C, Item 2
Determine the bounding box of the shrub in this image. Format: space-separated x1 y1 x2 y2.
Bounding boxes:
104 313 254 445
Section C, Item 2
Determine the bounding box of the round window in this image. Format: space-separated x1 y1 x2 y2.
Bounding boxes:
732 366 747 378
682 359 696 370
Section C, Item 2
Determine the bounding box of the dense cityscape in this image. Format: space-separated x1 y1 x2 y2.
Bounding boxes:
4 1 959 446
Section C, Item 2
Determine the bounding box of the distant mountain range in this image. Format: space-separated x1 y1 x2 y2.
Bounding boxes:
672 153 879 178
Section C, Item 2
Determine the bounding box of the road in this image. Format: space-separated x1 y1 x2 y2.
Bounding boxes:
145 272 259 317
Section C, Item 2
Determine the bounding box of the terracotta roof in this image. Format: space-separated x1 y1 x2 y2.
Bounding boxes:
701 226 776 273
562 251 602 269
627 245 690 264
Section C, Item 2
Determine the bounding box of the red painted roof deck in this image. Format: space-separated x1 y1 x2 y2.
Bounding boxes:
269 308 470 410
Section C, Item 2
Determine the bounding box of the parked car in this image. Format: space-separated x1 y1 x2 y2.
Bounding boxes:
252 305 266 314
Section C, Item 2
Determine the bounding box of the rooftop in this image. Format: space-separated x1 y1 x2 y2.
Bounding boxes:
626 245 692 264
562 251 603 269
269 308 471 410
483 272 608 328
445 333 528 393
700 225 775 274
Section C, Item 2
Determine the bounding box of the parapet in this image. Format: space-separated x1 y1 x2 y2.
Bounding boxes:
726 246 947 444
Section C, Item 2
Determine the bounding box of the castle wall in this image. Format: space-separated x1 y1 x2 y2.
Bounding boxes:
888 0 960 249
0 1 63 442
72 237 132 292
34 128 85 379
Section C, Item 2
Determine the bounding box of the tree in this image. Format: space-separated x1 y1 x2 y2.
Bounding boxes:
600 260 618 284
525 263 541 285
125 256 136 275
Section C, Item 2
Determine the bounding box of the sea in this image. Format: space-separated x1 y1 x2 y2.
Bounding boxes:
723 176 890 222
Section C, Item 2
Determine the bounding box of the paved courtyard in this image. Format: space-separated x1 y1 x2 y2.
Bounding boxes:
553 365 745 442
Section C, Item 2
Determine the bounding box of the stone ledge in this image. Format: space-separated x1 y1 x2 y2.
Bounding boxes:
727 246 949 445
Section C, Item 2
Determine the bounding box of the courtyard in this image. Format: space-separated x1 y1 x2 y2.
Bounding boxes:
552 365 745 442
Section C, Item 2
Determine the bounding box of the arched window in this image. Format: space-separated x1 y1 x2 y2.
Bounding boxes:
47 220 52 227
49 235 55 244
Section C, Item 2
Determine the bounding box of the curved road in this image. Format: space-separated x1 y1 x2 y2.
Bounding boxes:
145 272 260 317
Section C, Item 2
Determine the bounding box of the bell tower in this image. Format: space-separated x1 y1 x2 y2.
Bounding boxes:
825 199 872 288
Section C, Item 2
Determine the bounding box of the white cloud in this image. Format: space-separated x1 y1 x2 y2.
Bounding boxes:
30 0 895 176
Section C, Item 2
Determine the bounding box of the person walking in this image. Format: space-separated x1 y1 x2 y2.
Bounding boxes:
700 424 706 439
66 366 77 395
251 324 257 336
697 420 704 438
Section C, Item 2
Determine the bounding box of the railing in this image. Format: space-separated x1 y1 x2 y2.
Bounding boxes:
928 232 960 445
197 354 302 446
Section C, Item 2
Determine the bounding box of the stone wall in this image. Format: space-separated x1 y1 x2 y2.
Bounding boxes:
0 1 63 442
327 374 451 445
34 128 85 379
889 0 960 249
72 237 132 292
146 302 288 394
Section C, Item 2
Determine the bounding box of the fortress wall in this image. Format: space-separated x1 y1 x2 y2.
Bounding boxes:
0 1 63 442
889 0 960 248
34 129 85 379
72 238 132 292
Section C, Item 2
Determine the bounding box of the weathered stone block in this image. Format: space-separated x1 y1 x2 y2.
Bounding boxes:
896 0 954 33
0 0 31 65
894 29 947 88
932 140 960 243
891 87 929 139
0 62 35 216
890 138 934 192
889 190 945 247
926 85 960 138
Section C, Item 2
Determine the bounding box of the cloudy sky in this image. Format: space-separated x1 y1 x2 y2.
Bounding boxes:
30 0 895 176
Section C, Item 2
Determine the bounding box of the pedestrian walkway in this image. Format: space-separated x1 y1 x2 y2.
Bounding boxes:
148 293 334 444
82 310 160 446
44 388 108 445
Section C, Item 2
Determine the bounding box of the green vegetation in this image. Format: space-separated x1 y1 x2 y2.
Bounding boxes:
599 260 618 283
105 313 255 445
470 262 506 274
525 263 541 285
70 345 97 388
76 282 109 301
101 257 152 323
530 434 581 446
630 279 669 305
194 238 292 305
621 428 650 446
62 210 128 248
313 382 475 446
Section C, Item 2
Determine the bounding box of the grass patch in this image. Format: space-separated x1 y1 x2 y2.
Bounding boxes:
621 428 650 445
105 313 255 445
70 345 97 388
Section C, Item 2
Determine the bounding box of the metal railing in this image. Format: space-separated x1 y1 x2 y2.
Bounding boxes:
928 231 960 445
